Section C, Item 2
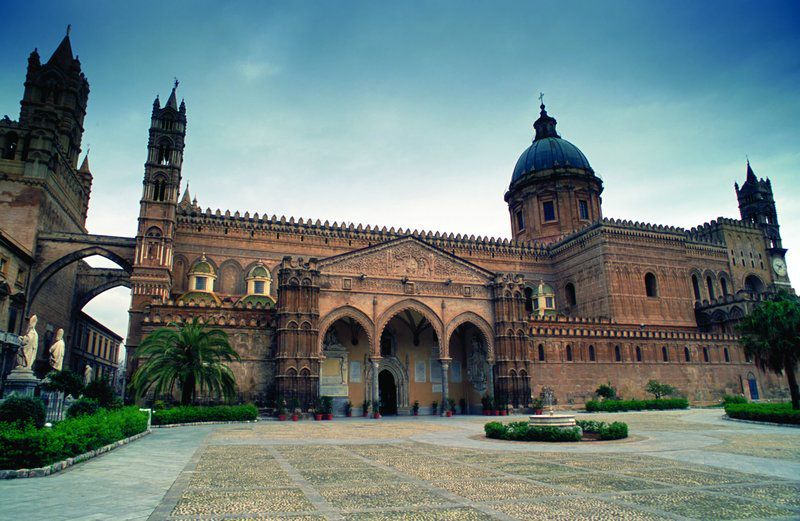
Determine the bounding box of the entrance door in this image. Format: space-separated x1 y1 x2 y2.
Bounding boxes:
748 374 759 400
378 370 398 415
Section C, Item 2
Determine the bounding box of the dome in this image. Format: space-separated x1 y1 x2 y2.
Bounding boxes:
247 263 270 279
510 103 593 186
511 137 593 184
189 254 214 275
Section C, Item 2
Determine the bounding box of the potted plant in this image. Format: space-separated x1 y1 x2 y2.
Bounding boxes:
446 398 456 417
374 401 382 419
277 398 287 421
481 395 493 415
290 397 300 421
362 399 371 417
321 395 334 420
313 398 323 421
531 397 544 415
432 400 439 416
345 401 353 417
412 400 420 416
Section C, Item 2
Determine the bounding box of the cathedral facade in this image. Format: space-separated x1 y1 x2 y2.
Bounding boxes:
1 35 792 411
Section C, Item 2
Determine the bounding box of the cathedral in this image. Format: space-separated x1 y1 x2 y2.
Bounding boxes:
0 34 792 412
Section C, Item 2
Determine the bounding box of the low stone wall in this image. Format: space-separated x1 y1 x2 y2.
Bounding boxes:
0 430 151 479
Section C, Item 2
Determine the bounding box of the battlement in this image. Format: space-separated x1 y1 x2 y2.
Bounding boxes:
689 217 760 238
176 206 551 257
529 314 737 342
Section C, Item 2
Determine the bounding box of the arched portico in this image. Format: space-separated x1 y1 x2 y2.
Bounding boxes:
376 298 443 355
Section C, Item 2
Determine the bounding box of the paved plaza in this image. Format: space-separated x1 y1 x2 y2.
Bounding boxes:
1 409 799 520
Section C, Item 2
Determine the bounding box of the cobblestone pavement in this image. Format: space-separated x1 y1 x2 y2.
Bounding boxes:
1 409 798 520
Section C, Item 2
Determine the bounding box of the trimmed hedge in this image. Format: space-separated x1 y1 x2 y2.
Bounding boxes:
152 404 258 425
585 398 688 412
0 396 46 428
0 407 148 470
722 395 748 405
576 420 629 440
725 402 800 425
485 421 582 442
66 398 101 419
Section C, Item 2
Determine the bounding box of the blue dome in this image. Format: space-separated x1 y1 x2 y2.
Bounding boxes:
511 136 593 185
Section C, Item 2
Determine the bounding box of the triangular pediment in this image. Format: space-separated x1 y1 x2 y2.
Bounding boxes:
318 236 494 283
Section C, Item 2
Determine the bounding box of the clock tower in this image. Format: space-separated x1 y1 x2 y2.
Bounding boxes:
735 161 792 291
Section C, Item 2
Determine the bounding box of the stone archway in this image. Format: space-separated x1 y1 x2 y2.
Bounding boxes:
376 299 443 355
366 356 409 411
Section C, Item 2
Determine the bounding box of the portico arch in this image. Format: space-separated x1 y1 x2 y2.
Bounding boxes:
376 299 443 356
317 306 374 356
445 311 494 361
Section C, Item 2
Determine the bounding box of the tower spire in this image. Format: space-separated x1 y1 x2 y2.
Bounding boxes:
533 92 559 140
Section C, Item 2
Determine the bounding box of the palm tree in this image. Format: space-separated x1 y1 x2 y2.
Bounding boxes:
737 292 800 409
131 319 240 405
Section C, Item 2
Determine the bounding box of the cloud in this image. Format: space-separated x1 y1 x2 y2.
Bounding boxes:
235 59 279 81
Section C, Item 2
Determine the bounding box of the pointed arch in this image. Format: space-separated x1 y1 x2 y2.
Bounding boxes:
376 299 444 353
318 306 375 357
444 311 494 361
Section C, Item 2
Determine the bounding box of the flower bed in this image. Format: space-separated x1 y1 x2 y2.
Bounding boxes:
152 404 258 425
585 398 688 412
724 402 800 425
0 407 148 470
575 420 628 440
484 421 582 442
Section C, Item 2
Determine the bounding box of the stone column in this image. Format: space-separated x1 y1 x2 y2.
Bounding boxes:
487 362 495 398
371 359 380 417
440 359 450 416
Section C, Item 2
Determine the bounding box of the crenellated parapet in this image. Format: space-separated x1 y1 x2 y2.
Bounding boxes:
528 314 738 342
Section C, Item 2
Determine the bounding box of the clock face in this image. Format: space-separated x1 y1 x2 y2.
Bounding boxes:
772 258 787 277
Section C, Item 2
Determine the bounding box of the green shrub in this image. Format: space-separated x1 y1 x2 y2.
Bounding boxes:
82 379 119 409
41 370 85 398
484 421 582 442
596 383 618 400
0 407 148 470
725 402 800 425
576 419 629 440
645 380 677 399
152 404 258 425
0 396 46 428
722 394 748 405
585 398 688 412
66 398 101 419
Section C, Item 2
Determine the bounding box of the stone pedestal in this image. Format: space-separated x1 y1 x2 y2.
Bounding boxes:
4 367 40 397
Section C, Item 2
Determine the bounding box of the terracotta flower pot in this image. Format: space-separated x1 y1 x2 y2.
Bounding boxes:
325 413 333 420
445 411 452 417
278 414 286 421
347 411 352 417
315 413 323 421
363 411 369 417
493 410 500 416
413 411 418 416
374 412 382 419
500 410 508 416
291 414 298 421
534 409 543 415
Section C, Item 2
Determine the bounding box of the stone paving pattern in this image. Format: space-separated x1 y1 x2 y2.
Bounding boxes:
0 409 798 520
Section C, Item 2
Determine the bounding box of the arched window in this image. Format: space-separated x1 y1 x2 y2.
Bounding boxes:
635 346 642 362
565 283 576 307
691 275 701 301
744 275 764 294
380 329 394 357
566 344 573 362
684 347 691 362
152 177 167 202
706 276 715 300
662 346 669 362
645 272 658 297
703 347 709 363
538 344 545 362
524 287 533 313
614 345 621 362
157 141 172 165
588 345 596 362
720 277 728 296
2 132 18 160
723 348 730 363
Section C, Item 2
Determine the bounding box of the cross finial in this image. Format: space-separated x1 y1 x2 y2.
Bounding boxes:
174 77 180 90
538 92 545 106
66 24 71 37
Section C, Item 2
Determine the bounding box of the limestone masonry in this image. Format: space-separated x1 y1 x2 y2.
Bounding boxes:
0 33 792 410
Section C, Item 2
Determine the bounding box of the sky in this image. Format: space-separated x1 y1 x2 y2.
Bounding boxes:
1 1 798 340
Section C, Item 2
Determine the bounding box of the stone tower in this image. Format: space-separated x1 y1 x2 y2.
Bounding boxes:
505 102 603 244
735 161 791 290
127 83 187 355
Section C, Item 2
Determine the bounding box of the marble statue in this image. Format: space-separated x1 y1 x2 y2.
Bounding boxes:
84 364 93 384
467 334 487 392
16 315 39 369
49 328 65 371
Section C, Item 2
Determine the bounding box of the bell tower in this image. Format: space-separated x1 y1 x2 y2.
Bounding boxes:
128 82 187 344
735 160 791 290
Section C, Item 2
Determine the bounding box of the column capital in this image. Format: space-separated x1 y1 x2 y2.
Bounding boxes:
369 357 382 365
438 357 452 363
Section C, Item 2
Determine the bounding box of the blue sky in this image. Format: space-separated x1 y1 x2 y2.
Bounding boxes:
1 1 799 339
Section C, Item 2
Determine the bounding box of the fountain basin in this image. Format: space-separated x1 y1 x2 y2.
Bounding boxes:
529 413 577 428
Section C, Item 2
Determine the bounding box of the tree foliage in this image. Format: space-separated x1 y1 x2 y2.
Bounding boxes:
645 380 677 399
737 292 800 409
41 370 85 398
130 319 240 405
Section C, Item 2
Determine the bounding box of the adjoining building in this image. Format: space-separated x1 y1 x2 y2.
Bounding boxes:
1 32 792 411
70 312 122 384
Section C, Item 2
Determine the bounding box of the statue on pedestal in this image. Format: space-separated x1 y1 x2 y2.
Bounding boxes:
49 328 65 371
16 315 39 369
84 364 93 384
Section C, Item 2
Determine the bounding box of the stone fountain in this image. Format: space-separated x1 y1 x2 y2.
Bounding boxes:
529 387 576 428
